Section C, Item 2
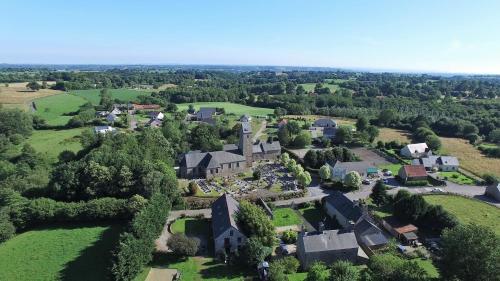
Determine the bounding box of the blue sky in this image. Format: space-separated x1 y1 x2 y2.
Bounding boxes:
1 0 499 74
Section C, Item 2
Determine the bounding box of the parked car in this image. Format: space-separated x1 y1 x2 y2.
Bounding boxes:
431 188 444 193
362 179 370 185
384 171 392 176
383 179 389 184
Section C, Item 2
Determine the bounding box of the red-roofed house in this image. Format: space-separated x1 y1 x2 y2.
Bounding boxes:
398 165 427 183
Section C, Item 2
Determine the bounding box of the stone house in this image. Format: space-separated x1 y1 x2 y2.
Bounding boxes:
212 194 247 254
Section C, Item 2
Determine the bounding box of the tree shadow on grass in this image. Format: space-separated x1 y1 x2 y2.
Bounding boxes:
199 259 254 280
59 224 123 281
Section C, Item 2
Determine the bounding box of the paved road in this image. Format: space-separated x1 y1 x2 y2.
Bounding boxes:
252 120 267 142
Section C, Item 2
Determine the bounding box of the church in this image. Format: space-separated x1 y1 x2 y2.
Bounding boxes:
179 122 281 179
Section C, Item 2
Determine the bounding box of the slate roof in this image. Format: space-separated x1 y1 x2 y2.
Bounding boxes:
253 140 281 154
197 107 216 119
106 113 118 122
324 191 363 222
301 230 358 253
182 151 246 169
211 194 243 239
240 114 251 122
354 218 388 247
313 118 337 128
241 121 252 134
323 127 337 137
223 144 238 152
412 156 459 168
330 160 377 176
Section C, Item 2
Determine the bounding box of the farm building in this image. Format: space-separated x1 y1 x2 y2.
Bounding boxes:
196 107 216 121
380 216 419 244
211 194 247 254
313 118 337 128
400 143 430 158
354 218 389 250
398 165 427 183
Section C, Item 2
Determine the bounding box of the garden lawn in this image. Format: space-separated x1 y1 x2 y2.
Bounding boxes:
136 255 252 281
414 258 439 278
70 89 152 105
273 208 302 227
24 128 85 163
378 163 402 175
176 102 273 116
299 83 339 93
424 195 500 235
438 171 474 185
170 217 210 237
0 224 122 281
33 94 88 125
287 272 307 281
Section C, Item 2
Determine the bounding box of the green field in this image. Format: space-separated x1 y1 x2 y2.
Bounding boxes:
273 208 302 227
33 94 88 125
70 89 152 105
414 258 439 278
299 83 339 93
176 102 273 116
0 224 122 281
424 195 500 235
24 128 85 162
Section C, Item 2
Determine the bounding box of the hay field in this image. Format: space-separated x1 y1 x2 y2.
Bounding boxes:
375 127 412 143
440 137 500 176
0 82 61 110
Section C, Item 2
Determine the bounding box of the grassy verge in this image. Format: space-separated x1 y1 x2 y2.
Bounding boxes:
0 224 122 281
424 195 500 235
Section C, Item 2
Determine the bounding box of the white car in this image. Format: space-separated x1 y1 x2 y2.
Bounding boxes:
431 188 444 193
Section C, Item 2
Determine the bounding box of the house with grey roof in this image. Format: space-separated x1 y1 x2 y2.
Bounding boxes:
354 218 389 250
411 155 459 171
313 118 337 128
323 191 363 228
196 107 216 122
211 194 247 254
180 121 281 179
106 113 119 123
296 229 367 269
327 160 378 182
485 182 500 202
240 114 252 122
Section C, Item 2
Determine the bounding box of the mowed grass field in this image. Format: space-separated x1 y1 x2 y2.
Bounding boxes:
0 82 62 110
0 224 122 281
25 128 85 162
33 94 88 125
177 102 273 116
424 195 500 235
272 208 302 227
70 89 152 105
440 137 500 176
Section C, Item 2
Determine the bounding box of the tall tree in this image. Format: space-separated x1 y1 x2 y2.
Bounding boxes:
440 224 500 281
330 260 360 281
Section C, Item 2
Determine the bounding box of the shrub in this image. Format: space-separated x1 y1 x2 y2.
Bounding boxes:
167 233 199 257
281 230 297 244
404 180 428 186
0 209 15 243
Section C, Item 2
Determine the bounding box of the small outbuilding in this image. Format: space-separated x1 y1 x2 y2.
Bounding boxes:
398 165 427 183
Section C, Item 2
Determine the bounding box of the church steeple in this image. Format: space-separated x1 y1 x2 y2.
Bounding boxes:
238 121 253 166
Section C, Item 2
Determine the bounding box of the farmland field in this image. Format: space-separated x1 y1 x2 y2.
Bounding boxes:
0 224 122 281
424 195 500 235
25 128 85 162
375 127 412 143
33 94 88 125
0 82 62 110
176 102 273 116
70 89 152 105
300 83 339 93
440 137 500 176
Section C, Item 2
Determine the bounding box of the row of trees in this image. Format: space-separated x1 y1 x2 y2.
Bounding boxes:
303 146 358 169
280 153 312 187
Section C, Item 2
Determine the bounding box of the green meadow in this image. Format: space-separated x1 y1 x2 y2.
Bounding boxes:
300 83 339 93
25 128 86 163
176 102 273 116
33 94 88 125
70 89 152 105
0 224 122 281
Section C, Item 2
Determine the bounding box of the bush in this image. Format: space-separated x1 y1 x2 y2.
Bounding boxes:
167 233 199 257
281 230 297 244
0 209 15 243
188 181 198 196
404 180 428 186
